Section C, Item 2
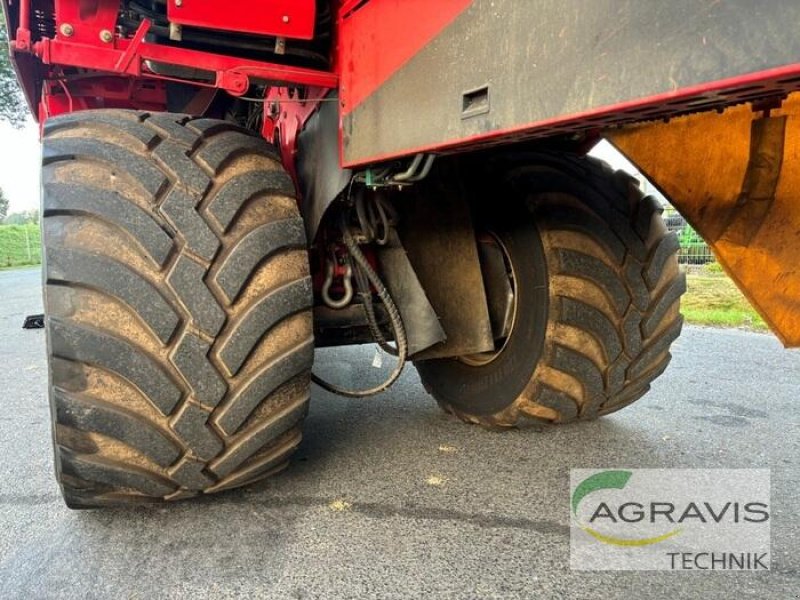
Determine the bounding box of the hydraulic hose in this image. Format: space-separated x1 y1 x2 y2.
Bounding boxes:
353 261 398 356
310 215 407 397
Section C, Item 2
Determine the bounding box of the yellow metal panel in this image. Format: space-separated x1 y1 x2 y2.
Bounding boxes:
606 94 800 346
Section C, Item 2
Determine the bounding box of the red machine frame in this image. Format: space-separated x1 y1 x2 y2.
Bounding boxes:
17 18 338 98
5 0 336 177
4 0 349 301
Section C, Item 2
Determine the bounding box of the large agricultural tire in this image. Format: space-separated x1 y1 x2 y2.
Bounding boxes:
42 110 314 507
416 152 685 427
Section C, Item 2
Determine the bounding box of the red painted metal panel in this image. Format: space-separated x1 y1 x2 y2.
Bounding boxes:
337 0 472 113
338 1 800 165
54 0 118 45
39 77 168 121
168 0 317 40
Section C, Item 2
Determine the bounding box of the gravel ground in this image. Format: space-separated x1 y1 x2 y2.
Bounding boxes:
0 266 798 599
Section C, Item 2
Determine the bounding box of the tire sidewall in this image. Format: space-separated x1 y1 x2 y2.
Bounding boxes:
416 205 549 416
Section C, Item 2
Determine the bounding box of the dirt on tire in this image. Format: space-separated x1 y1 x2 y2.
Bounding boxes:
42 110 314 507
416 152 685 427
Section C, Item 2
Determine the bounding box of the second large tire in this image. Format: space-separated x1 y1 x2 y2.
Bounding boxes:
42 110 313 507
416 152 685 427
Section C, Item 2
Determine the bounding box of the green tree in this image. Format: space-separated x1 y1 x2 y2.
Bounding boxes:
4 209 39 225
0 187 8 221
0 16 28 127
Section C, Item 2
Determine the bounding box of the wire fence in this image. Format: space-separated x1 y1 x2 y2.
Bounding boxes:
593 145 717 268
0 224 42 268
662 206 716 266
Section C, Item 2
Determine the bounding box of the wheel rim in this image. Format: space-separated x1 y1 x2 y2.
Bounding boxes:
459 231 518 366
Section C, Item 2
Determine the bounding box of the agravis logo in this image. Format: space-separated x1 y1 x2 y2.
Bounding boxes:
569 469 771 571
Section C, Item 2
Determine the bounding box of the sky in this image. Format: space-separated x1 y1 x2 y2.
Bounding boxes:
591 139 644 182
590 139 666 202
0 118 40 214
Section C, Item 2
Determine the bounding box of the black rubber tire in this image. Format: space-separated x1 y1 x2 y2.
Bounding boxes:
416 152 685 427
42 110 314 507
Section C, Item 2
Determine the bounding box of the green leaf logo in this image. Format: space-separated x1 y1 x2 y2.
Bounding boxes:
572 470 681 547
572 470 632 516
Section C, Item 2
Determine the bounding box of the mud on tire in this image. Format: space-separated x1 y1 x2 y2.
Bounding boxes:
416 152 685 427
42 110 313 507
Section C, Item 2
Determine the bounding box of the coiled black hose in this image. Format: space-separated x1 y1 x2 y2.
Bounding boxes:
310 214 407 397
352 260 399 356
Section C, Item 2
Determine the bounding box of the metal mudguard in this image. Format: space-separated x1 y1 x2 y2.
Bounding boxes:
296 95 352 240
608 95 800 347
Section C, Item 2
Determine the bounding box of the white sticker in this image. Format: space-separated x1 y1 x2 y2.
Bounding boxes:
371 348 383 369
